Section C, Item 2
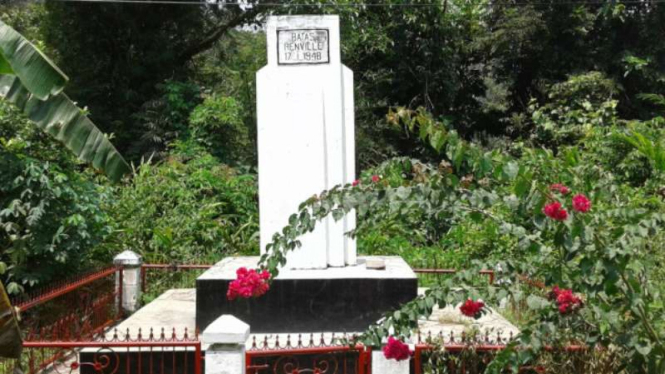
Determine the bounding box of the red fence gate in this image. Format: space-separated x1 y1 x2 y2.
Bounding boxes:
246 334 371 374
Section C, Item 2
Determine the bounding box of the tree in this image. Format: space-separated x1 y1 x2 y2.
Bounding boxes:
40 1 263 158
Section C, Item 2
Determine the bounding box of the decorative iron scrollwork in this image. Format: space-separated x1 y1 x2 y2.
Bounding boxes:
273 353 339 374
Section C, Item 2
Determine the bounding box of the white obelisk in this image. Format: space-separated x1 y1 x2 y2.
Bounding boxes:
256 15 356 269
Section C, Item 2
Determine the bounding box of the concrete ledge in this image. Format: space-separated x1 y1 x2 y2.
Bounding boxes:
197 256 417 280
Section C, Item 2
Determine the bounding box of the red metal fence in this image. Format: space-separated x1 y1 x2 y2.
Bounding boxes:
1 266 123 374
140 264 211 297
12 329 202 374
246 334 371 374
0 262 563 374
11 266 122 341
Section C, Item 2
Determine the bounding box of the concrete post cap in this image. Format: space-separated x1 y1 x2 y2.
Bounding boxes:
113 250 143 266
202 315 250 345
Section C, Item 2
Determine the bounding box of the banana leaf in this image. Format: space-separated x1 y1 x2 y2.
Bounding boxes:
0 75 130 182
0 20 68 100
0 283 21 359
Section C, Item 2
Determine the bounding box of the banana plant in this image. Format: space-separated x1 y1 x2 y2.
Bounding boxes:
0 20 130 182
0 283 21 359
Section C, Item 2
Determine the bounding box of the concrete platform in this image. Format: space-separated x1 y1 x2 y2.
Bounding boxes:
196 256 418 333
110 288 519 346
108 288 197 339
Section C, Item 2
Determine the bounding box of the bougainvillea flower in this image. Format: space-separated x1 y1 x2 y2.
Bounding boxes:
459 299 485 319
371 175 381 183
551 286 583 314
543 201 568 221
549 183 570 195
572 194 591 213
352 179 360 187
227 267 271 301
382 336 411 361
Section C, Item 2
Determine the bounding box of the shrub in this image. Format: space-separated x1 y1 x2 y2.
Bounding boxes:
0 101 112 294
100 140 258 264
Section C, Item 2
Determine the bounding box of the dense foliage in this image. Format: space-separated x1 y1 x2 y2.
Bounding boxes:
103 141 258 265
0 102 113 294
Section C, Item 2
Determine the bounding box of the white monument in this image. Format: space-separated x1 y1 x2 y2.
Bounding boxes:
196 15 416 334
257 15 356 269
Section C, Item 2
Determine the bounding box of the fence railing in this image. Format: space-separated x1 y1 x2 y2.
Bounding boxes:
2 260 572 374
246 333 370 374
13 265 122 341
13 328 202 374
140 264 212 297
1 266 122 374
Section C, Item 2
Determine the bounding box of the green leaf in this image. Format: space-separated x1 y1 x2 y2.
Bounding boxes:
429 130 445 152
0 283 21 359
0 75 130 182
635 340 652 356
0 20 68 100
469 211 484 223
526 295 550 310
0 54 12 75
503 161 519 180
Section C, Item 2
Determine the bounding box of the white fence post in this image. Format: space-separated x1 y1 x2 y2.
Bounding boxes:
372 350 410 374
202 315 250 374
113 250 143 313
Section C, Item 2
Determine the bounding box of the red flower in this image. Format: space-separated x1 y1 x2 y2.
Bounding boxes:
93 362 103 371
572 194 591 213
549 183 570 195
371 175 381 183
227 267 271 301
352 179 360 187
543 201 568 221
70 362 80 370
382 336 411 361
459 299 485 319
551 286 583 314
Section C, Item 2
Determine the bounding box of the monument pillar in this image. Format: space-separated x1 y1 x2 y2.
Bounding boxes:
257 15 356 269
196 15 417 334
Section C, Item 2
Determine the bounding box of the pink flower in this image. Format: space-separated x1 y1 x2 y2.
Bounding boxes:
227 267 271 301
543 201 568 221
551 286 583 314
549 183 570 195
352 179 360 187
382 336 410 361
572 194 591 213
371 175 381 183
459 299 485 319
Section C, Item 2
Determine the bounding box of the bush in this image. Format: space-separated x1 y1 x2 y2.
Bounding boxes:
101 140 258 264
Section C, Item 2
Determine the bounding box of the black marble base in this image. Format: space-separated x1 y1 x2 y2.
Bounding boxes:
195 256 418 333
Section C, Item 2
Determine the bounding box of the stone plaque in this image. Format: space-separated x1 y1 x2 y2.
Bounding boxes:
277 29 329 65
